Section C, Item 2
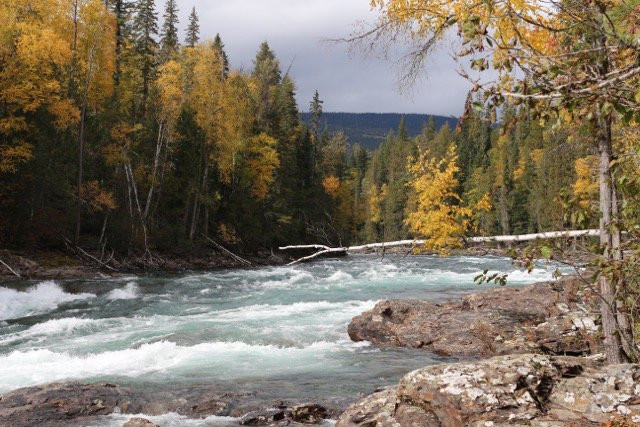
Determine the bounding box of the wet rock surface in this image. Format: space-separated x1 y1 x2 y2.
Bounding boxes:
337 353 640 426
236 403 331 425
348 279 600 357
123 417 160 427
0 383 337 427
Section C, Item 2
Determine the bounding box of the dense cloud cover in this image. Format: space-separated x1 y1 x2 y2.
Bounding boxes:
173 0 469 116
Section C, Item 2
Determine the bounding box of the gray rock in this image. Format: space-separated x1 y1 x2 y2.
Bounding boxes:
123 417 159 427
337 354 640 426
239 408 288 425
348 280 600 357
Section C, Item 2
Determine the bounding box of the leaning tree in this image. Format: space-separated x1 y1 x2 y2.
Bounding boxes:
353 0 640 363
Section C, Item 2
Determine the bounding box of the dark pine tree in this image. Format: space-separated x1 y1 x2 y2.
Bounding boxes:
108 0 134 85
309 90 323 142
212 34 230 79
160 0 179 61
252 42 281 134
185 7 200 48
133 0 158 115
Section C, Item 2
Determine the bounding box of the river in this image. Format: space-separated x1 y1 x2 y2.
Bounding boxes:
0 255 561 426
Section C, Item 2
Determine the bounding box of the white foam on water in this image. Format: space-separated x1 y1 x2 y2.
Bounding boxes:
93 412 336 427
106 282 139 300
261 271 315 289
323 270 354 283
0 281 95 321
0 317 100 346
360 263 401 280
91 412 239 427
0 339 362 393
25 317 96 335
506 268 557 282
211 300 377 322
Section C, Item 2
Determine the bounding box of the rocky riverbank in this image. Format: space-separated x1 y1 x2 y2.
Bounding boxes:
336 353 640 426
0 382 341 427
0 249 285 281
340 277 640 425
348 277 601 358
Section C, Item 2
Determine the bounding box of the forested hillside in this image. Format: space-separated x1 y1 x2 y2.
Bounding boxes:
299 112 457 150
0 0 627 264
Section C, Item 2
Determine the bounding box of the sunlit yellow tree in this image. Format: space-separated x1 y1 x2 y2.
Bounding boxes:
406 145 490 254
0 0 77 173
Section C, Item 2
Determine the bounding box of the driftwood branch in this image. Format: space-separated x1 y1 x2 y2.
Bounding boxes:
63 237 117 271
283 247 348 266
279 244 332 251
0 257 21 278
280 229 600 264
205 236 253 267
465 229 599 243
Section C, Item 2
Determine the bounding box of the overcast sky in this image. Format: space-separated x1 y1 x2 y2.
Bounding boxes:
168 0 470 116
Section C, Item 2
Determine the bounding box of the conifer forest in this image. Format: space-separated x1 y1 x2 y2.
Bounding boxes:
3 0 629 257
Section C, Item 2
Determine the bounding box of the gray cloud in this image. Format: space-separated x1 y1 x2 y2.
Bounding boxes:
168 0 469 116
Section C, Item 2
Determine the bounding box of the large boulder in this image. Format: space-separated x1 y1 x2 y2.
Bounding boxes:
348 280 599 357
0 383 136 427
337 354 640 426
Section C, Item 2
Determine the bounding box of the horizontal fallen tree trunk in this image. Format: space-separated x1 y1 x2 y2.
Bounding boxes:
279 229 599 264
465 229 600 244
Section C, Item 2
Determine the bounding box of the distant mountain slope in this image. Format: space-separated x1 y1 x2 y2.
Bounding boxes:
300 112 459 150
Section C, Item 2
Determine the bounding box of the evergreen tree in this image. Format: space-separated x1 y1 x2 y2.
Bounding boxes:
212 34 229 79
109 0 134 85
309 90 323 142
456 92 491 186
133 0 158 114
185 7 199 48
252 42 281 134
397 116 408 141
160 0 179 61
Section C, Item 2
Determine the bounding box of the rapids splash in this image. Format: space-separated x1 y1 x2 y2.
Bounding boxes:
0 255 562 412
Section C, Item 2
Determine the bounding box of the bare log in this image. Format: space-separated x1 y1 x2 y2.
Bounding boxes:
0 257 21 278
285 247 348 266
280 229 600 262
466 229 599 243
63 237 117 271
279 244 331 251
205 236 253 267
347 240 422 252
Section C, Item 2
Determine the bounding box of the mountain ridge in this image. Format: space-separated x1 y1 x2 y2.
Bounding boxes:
300 112 459 150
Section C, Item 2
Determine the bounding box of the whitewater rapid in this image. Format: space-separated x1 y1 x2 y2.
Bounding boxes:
0 255 564 407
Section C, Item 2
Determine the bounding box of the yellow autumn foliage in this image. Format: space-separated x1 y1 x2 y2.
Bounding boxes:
367 184 387 225
405 144 490 255
573 156 599 209
323 176 341 198
245 133 279 200
370 0 556 64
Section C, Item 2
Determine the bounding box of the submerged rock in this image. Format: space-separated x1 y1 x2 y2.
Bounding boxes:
337 353 640 426
348 279 599 357
123 417 159 427
238 403 329 425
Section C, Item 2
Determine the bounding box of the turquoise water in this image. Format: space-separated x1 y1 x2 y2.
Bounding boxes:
0 255 560 423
